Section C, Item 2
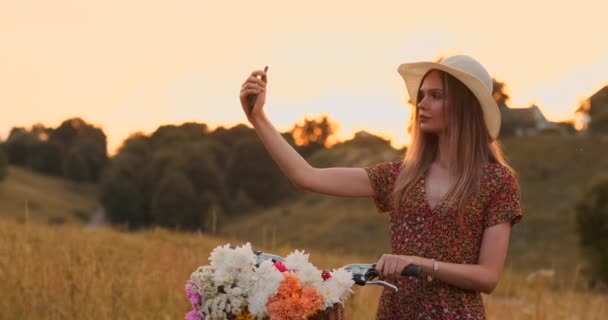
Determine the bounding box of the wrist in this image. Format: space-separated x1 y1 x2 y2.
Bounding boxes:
417 257 439 281
248 112 267 126
416 257 433 272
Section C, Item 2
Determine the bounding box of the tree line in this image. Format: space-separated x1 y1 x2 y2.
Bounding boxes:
0 118 107 183
0 115 339 229
99 116 340 230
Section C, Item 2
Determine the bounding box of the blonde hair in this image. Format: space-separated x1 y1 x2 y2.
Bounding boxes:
393 70 512 224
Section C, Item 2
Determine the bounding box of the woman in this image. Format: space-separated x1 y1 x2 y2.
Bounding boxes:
238 55 522 319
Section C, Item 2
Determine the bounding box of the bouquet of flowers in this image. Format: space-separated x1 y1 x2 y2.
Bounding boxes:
185 243 355 320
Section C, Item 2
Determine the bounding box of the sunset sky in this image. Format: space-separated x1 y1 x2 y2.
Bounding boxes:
1 0 606 153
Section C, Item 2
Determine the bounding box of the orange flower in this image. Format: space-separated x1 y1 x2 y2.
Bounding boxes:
266 273 324 320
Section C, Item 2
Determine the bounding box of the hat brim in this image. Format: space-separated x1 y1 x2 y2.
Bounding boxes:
397 62 501 140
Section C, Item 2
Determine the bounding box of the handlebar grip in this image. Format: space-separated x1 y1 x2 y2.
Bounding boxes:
370 264 422 278
401 265 422 277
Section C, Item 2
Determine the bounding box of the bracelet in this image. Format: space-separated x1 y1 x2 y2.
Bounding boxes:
427 259 439 282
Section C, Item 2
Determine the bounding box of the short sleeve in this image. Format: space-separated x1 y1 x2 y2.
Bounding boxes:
484 166 523 228
363 160 402 213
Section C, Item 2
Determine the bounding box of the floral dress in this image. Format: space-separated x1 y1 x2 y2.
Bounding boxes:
364 161 523 320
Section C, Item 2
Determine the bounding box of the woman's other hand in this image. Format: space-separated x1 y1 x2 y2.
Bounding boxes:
375 254 421 278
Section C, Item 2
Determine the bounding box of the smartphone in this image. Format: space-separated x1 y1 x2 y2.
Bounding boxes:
248 65 269 113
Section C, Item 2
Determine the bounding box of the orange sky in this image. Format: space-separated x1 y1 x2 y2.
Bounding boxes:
1 0 607 153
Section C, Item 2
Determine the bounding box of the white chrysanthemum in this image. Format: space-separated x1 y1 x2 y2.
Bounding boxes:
247 260 284 318
202 285 218 299
209 243 256 285
284 250 310 271
315 281 340 308
209 244 232 267
331 268 355 289
315 268 355 308
198 243 257 319
209 244 234 283
227 290 246 315
296 264 323 287
232 243 256 262
191 265 218 299
203 295 230 319
235 267 256 294
191 265 213 286
199 287 247 320
228 286 243 296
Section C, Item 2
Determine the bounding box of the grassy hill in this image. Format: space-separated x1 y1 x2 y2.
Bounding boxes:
0 166 99 224
2 218 606 319
220 134 608 273
501 134 608 271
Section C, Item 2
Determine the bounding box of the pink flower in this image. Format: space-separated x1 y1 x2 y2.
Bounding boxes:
185 309 204 320
274 261 287 272
185 280 201 307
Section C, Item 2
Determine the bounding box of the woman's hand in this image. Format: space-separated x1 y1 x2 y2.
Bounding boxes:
239 69 268 121
375 254 421 278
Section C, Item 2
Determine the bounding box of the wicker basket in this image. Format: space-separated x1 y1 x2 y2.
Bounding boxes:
308 303 345 320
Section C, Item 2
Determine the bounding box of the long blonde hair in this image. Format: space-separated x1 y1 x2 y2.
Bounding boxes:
393 70 512 224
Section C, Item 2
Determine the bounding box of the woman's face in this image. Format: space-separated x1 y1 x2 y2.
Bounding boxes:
417 70 448 135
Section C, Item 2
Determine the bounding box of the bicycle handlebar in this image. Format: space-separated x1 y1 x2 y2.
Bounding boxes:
250 249 422 292
342 263 421 292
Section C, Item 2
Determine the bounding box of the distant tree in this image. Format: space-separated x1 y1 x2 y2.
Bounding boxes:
230 189 257 213
575 176 608 284
226 137 297 208
5 127 36 165
150 171 207 230
28 140 64 176
117 133 153 160
149 122 209 149
99 154 148 229
63 150 91 182
141 147 179 199
291 115 338 157
141 141 224 211
50 118 108 182
492 78 510 109
99 134 151 228
209 124 257 169
171 142 224 198
3 118 107 181
70 137 107 181
209 124 256 147
0 145 8 182
52 118 82 146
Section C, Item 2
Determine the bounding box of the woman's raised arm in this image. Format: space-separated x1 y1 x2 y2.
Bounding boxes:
240 69 374 198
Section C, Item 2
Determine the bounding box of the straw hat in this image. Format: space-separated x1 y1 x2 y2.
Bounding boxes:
397 55 500 139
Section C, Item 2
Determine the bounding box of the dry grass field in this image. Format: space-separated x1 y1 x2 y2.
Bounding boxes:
2 219 606 320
